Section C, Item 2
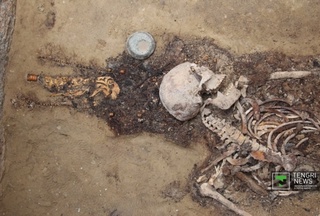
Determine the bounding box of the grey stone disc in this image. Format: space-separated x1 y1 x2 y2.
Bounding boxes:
126 32 156 60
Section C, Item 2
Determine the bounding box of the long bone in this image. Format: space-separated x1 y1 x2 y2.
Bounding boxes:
268 106 320 130
234 172 268 196
295 137 309 148
201 144 238 173
242 99 292 139
281 126 318 154
243 98 292 117
242 100 320 155
253 113 275 137
269 70 320 80
254 119 316 153
199 183 252 216
267 120 316 152
243 100 291 126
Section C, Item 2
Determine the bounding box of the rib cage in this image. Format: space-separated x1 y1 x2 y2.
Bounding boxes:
201 107 295 171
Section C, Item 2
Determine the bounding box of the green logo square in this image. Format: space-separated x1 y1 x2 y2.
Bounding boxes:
272 172 291 190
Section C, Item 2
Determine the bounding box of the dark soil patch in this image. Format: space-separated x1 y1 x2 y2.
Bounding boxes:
18 37 320 149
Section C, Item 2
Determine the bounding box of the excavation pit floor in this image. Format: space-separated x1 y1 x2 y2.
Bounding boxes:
1 1 320 215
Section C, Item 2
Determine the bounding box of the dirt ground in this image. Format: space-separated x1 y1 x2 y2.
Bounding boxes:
1 0 320 216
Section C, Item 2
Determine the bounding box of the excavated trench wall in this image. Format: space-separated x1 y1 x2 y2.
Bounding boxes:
0 0 16 184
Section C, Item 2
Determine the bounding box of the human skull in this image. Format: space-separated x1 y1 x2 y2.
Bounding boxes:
159 62 247 121
159 62 226 121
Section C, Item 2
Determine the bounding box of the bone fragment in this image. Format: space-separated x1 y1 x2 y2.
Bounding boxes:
199 183 252 216
237 75 249 87
191 64 226 91
196 174 208 183
234 172 268 196
226 156 249 166
191 64 212 87
203 74 226 91
201 144 238 173
207 83 241 110
208 160 226 189
295 137 308 148
236 101 248 134
269 71 317 80
270 191 300 198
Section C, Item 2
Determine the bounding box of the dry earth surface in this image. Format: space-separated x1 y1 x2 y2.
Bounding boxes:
1 0 320 216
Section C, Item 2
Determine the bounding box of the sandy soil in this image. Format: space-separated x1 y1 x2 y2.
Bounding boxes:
1 0 320 215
